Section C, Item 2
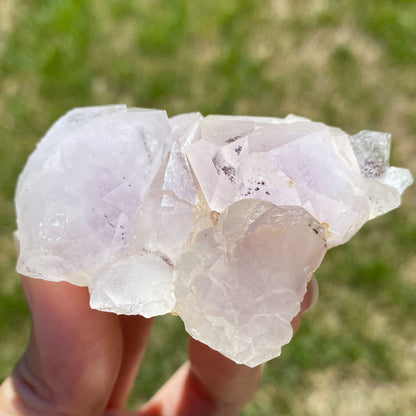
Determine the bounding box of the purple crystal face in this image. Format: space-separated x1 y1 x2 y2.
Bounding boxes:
14 106 413 366
185 115 404 247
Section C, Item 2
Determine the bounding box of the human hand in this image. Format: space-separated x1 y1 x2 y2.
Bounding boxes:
0 275 316 416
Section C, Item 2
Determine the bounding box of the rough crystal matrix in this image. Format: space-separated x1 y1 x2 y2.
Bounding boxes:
14 106 413 367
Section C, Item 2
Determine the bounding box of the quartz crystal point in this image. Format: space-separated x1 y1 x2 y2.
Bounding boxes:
15 106 413 366
349 130 413 218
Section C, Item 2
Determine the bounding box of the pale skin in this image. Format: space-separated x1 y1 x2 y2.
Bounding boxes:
0 276 315 416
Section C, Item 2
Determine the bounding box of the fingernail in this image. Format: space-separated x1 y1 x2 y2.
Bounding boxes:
13 231 20 255
304 274 319 313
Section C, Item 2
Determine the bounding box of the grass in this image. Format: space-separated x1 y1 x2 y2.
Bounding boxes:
0 0 415 414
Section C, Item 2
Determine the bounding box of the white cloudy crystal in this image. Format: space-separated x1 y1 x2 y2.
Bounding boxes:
16 105 193 317
91 113 202 316
15 106 413 366
175 199 327 366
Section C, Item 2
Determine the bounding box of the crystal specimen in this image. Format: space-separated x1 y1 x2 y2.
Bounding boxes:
14 106 413 366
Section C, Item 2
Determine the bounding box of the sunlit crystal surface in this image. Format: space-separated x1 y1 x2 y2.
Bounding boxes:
16 105 194 317
186 115 402 247
175 199 327 366
349 130 414 219
15 106 413 366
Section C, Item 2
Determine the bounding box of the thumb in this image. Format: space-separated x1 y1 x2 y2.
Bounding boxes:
8 277 122 416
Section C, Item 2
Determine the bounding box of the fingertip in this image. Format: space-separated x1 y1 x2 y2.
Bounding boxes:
291 275 319 333
303 274 319 314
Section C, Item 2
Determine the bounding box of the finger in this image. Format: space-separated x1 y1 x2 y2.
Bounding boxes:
138 339 263 416
291 275 319 332
136 360 215 416
107 315 154 410
187 339 264 416
11 276 123 416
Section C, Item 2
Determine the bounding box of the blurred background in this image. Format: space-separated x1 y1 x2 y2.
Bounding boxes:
0 1 415 415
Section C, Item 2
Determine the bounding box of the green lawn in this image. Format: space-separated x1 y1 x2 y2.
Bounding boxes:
0 1 415 415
